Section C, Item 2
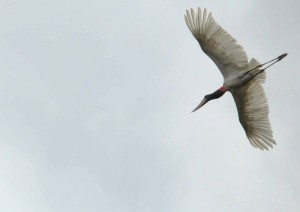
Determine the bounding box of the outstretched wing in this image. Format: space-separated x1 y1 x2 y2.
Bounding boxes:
184 8 249 79
231 81 275 150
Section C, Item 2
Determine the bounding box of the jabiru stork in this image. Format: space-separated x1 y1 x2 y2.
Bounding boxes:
184 8 287 150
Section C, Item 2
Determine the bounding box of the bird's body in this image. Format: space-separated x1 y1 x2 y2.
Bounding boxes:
185 8 287 150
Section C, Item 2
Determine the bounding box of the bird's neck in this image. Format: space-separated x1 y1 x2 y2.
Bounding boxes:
206 87 227 100
219 86 228 93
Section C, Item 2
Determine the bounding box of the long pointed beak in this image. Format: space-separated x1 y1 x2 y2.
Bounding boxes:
192 98 208 112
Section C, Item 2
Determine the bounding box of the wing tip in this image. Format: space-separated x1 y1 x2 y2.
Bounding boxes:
247 133 276 151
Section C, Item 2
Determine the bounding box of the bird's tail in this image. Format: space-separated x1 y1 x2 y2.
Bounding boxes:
248 58 266 84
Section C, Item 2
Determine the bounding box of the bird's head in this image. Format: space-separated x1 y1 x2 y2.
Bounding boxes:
192 86 227 112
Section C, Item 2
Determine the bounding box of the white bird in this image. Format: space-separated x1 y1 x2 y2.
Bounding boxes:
185 8 287 150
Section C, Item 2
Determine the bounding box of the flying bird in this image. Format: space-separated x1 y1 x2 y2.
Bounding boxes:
184 8 287 150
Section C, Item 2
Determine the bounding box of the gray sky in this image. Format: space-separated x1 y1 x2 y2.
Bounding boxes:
0 0 299 211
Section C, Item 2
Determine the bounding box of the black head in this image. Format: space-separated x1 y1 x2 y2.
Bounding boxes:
192 87 227 112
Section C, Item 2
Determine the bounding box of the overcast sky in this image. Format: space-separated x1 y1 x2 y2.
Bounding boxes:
0 0 299 211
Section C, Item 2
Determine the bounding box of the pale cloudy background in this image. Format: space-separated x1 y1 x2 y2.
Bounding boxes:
0 0 299 211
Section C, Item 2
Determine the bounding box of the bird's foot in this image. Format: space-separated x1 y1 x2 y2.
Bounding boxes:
278 53 288 61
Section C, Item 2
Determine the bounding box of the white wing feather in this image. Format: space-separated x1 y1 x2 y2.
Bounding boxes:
184 8 249 79
231 81 276 150
231 80 275 150
231 58 275 150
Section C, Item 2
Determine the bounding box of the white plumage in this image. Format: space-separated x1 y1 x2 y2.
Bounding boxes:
185 8 287 150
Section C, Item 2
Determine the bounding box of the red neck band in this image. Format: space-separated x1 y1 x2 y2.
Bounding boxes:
219 86 227 93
